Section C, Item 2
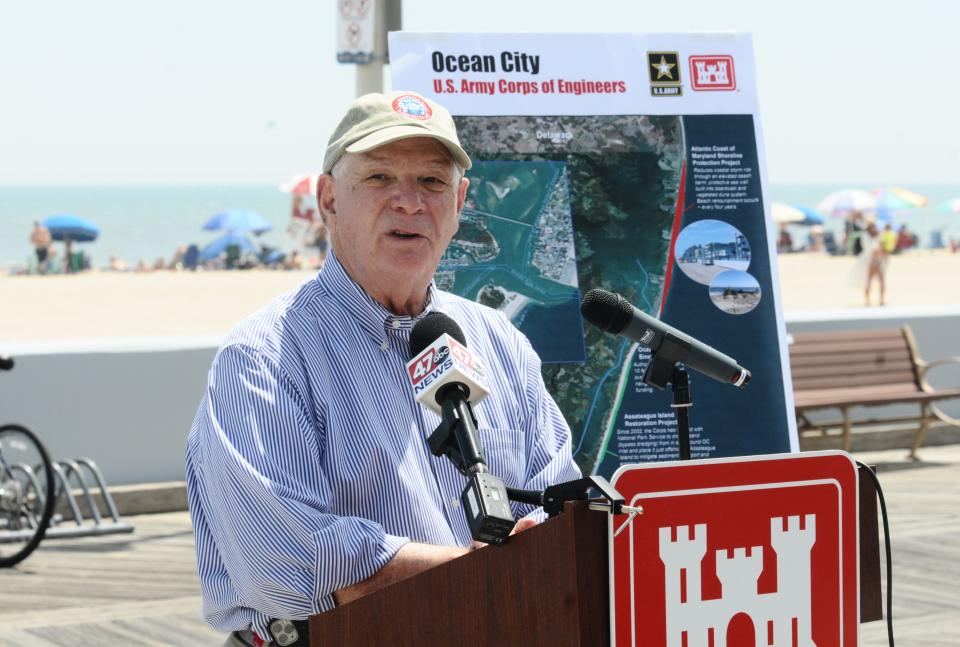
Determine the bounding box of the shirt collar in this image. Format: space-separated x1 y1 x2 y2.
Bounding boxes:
316 250 442 346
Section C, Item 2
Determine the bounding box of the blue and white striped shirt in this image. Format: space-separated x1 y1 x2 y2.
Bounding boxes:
186 251 581 637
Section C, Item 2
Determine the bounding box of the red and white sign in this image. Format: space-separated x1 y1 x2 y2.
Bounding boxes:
689 55 737 91
336 0 374 64
609 451 859 646
405 334 489 414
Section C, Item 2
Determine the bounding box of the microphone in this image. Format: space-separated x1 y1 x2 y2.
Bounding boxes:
580 288 751 388
407 315 490 416
408 313 515 545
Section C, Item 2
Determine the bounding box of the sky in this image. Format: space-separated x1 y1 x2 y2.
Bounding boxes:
2 0 958 186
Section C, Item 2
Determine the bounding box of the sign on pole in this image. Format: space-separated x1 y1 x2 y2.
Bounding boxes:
336 0 375 64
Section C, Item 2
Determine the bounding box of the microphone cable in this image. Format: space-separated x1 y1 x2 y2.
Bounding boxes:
856 461 894 647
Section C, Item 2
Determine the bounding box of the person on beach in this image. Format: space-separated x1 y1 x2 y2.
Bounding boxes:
852 221 887 306
29 221 52 273
186 91 581 647
881 223 896 255
844 211 865 255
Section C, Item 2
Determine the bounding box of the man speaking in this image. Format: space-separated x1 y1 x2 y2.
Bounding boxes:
186 91 581 647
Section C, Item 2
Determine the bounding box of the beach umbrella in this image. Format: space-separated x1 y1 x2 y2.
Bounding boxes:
871 186 928 210
279 172 321 197
202 209 272 235
771 203 824 226
816 189 877 215
42 214 100 242
937 198 960 213
199 232 257 261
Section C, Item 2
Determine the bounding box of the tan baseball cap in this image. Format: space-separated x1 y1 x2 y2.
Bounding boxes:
322 91 472 174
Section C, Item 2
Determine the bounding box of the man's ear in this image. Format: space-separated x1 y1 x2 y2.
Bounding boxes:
456 175 469 216
316 174 335 226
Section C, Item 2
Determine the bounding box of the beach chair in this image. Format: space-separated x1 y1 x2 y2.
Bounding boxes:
183 244 199 271
930 230 945 249
225 244 241 269
822 231 841 255
67 251 85 273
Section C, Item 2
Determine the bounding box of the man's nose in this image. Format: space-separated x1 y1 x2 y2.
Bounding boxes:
390 179 427 214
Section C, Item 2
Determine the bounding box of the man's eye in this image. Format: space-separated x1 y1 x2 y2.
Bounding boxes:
366 173 388 181
422 177 447 186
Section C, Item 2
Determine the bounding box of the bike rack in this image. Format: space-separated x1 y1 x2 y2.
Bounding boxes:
0 457 135 543
43 458 135 539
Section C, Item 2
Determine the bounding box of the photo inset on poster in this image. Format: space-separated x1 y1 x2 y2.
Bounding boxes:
437 160 586 363
675 219 751 285
708 270 762 315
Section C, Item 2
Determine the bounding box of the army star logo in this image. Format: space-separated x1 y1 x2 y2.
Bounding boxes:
647 51 682 97
652 55 675 80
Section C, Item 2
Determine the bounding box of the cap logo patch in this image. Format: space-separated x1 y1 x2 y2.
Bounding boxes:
392 94 432 121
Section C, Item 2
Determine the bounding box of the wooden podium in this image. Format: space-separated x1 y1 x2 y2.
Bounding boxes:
309 501 609 646
309 466 882 646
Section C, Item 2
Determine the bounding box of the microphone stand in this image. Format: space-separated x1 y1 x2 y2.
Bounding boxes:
641 332 695 461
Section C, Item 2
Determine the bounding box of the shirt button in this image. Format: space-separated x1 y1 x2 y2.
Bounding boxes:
451 498 459 508
380 340 389 351
391 319 401 330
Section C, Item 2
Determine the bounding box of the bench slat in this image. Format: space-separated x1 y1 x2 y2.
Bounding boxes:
790 337 909 355
789 348 912 369
795 386 960 410
789 329 904 343
794 371 919 392
792 358 916 380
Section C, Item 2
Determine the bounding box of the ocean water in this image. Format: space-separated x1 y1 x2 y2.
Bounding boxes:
2 184 959 270
0 185 295 270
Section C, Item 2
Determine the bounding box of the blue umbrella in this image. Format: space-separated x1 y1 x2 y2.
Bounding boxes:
42 214 100 242
202 209 272 235
791 205 824 226
200 232 257 261
771 203 824 226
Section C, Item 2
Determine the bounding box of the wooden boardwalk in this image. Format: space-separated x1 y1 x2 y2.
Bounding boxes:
0 513 221 646
0 445 958 646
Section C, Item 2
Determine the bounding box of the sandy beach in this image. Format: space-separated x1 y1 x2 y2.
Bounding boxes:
1 251 958 344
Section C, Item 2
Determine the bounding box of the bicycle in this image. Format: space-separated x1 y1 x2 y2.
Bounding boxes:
0 356 56 567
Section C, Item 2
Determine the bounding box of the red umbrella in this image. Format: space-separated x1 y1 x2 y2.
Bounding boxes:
279 173 321 197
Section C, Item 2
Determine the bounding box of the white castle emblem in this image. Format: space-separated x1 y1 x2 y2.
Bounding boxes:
694 60 730 86
659 514 817 647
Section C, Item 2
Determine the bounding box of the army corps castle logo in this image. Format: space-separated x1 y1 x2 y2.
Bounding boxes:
690 55 737 91
647 51 682 97
660 515 816 646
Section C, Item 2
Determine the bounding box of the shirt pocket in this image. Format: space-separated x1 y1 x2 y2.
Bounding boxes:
476 428 526 488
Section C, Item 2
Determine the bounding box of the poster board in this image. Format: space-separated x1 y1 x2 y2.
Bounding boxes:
390 32 796 477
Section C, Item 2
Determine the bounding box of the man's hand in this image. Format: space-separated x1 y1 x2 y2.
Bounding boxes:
511 517 538 534
471 515 539 550
333 542 469 606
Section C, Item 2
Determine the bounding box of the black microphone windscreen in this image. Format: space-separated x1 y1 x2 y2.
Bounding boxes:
580 289 633 334
409 312 467 359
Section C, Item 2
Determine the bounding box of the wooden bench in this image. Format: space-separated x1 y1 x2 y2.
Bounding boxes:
790 326 960 457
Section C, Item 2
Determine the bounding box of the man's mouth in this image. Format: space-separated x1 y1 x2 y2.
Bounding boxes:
390 230 423 240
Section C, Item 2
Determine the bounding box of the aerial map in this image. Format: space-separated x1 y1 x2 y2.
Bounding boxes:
448 115 684 475
438 160 584 363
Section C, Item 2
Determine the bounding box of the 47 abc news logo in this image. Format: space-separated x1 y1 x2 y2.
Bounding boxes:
647 52 737 96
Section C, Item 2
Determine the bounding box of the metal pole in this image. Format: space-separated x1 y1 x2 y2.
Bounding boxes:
355 0 402 96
